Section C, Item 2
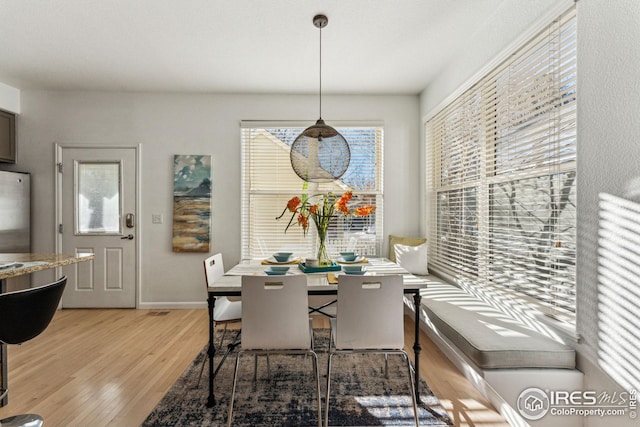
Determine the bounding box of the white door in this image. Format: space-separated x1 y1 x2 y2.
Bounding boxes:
56 145 138 308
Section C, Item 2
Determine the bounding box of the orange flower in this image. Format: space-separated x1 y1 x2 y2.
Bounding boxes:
297 213 309 229
287 196 301 212
354 205 376 217
336 201 350 216
335 191 352 215
278 190 375 236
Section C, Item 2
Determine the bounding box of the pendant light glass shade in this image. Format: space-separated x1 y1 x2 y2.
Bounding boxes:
291 15 350 183
291 119 350 183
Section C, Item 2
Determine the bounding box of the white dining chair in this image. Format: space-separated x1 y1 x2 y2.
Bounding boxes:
204 253 242 347
227 275 321 427
197 253 242 387
324 274 419 427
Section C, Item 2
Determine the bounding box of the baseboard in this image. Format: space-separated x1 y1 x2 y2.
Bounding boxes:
137 301 207 310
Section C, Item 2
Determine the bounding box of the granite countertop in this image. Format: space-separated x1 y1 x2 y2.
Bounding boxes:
0 253 94 280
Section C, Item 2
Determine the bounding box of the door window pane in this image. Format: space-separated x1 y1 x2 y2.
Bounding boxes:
77 162 121 234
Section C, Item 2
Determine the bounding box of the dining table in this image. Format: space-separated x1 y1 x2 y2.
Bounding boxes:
205 257 428 408
0 252 94 406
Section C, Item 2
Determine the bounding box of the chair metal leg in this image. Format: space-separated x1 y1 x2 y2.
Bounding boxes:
402 351 420 427
253 354 258 381
251 354 271 381
197 328 241 388
218 323 230 349
384 353 389 379
304 326 314 377
310 322 315 351
324 352 335 427
310 350 322 427
230 350 320 427
267 354 271 377
196 353 207 388
325 324 335 426
227 352 242 427
325 350 419 427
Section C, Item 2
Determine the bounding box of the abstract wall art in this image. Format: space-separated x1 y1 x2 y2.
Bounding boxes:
172 154 211 252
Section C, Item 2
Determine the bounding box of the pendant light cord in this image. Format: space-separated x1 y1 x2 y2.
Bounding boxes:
319 24 323 119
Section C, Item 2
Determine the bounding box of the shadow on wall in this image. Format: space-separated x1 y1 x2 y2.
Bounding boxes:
597 192 640 391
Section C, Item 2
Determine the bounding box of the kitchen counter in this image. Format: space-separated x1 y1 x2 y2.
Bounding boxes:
0 253 94 281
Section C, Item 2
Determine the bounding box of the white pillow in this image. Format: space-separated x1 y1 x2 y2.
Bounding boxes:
394 242 429 276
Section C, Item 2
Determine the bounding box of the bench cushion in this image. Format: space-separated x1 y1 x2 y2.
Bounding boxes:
421 282 576 370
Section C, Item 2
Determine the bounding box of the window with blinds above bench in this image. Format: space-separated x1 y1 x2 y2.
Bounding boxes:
425 6 577 323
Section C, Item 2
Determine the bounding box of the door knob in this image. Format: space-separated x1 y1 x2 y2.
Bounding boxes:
121 234 134 240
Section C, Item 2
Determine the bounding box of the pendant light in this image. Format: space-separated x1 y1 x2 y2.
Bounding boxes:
290 14 350 183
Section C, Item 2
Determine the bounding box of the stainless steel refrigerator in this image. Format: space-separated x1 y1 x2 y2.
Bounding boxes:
0 170 30 290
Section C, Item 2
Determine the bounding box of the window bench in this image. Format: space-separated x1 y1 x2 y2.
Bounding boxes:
404 274 583 427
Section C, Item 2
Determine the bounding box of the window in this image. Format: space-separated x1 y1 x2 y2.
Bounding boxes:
241 123 383 260
76 161 121 234
426 7 577 318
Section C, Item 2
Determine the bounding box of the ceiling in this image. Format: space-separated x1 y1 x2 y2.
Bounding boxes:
0 0 559 95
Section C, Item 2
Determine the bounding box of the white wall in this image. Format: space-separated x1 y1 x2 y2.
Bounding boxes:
575 1 640 425
8 91 419 306
419 1 640 425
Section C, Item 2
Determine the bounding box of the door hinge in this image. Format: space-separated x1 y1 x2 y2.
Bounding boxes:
58 224 63 234
57 162 63 173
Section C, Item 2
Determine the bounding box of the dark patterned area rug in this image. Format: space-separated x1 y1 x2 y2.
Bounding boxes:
142 329 452 426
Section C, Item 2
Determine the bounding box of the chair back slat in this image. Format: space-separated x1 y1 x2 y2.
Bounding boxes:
336 274 404 350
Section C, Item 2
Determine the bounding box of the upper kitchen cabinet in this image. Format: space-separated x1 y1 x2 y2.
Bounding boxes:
0 109 16 163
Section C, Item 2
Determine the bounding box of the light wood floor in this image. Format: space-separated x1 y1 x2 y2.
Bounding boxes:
0 309 509 427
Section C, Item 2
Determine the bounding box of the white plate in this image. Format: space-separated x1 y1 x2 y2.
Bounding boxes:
0 261 19 269
264 256 297 264
336 256 365 264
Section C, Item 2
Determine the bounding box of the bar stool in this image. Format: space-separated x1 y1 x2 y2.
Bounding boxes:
0 276 67 427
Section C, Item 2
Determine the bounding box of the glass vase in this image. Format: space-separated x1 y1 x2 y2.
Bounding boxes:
317 231 331 267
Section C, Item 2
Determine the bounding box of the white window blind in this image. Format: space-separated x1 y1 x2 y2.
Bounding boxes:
241 124 383 260
426 6 577 318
